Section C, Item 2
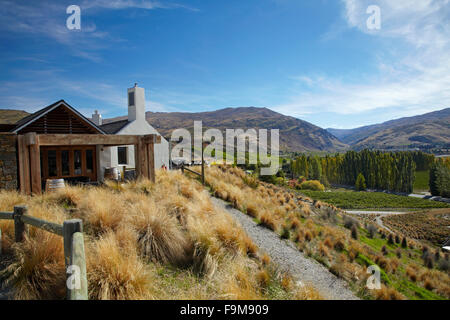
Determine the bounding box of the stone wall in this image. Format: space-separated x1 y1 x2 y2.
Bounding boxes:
0 133 18 190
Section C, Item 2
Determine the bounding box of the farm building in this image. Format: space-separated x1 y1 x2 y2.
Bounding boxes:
0 85 168 195
93 84 170 174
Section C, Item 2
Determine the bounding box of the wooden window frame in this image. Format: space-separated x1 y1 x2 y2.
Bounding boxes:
40 145 97 182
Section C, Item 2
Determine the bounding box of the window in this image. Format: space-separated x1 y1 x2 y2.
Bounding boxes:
86 149 94 173
74 150 82 175
61 150 70 176
48 150 57 177
41 146 97 182
118 147 128 165
128 92 135 106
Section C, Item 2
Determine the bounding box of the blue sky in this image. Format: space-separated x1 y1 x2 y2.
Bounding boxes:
0 0 449 129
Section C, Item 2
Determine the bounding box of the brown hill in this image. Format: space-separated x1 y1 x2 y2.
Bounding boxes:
0 109 30 124
104 107 348 152
328 108 450 150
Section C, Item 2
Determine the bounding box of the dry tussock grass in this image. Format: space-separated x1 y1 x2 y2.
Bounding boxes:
0 170 315 300
204 165 450 300
375 285 404 300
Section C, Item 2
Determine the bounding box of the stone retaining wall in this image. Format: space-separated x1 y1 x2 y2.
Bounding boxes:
0 133 18 190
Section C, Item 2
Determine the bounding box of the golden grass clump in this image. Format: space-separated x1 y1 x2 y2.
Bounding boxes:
374 285 404 300
130 202 192 266
0 232 66 300
86 231 154 300
258 212 278 232
294 283 323 300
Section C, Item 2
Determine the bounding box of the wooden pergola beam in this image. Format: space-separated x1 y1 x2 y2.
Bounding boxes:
19 133 161 194
29 134 161 147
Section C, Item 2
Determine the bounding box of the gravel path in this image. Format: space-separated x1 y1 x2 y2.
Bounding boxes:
211 197 359 300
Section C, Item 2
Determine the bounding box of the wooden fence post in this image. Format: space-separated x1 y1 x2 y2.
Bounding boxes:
63 219 83 268
69 232 88 300
14 205 27 242
63 219 84 299
148 140 155 183
201 141 207 185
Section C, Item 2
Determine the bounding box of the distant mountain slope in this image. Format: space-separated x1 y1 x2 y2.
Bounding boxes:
327 108 450 150
104 107 348 152
0 109 30 124
352 120 450 150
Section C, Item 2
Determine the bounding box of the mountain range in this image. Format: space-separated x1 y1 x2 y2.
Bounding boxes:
103 107 347 152
1 105 448 153
327 108 450 151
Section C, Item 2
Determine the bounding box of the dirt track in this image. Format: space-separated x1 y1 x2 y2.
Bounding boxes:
212 197 359 300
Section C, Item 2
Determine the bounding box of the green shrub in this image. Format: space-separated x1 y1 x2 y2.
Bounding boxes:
343 216 359 230
351 225 358 240
297 176 307 183
388 234 394 245
275 177 286 186
355 173 367 191
300 180 325 191
367 224 377 238
401 237 408 248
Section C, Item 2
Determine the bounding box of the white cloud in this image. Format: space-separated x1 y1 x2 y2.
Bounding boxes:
80 0 198 11
0 0 196 62
274 0 450 121
81 0 163 10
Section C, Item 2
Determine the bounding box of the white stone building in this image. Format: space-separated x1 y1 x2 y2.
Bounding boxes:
92 84 170 180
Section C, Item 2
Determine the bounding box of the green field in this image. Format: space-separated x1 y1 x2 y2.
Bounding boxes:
300 190 450 210
413 170 429 192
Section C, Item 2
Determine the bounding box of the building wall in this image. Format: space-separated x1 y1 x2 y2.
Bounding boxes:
0 133 18 190
98 119 170 181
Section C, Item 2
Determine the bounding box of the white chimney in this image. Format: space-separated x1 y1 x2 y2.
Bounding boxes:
127 83 146 122
92 110 102 126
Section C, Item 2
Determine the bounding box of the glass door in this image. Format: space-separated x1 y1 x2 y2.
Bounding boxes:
41 146 97 183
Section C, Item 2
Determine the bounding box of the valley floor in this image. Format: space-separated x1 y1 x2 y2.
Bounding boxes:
211 197 358 300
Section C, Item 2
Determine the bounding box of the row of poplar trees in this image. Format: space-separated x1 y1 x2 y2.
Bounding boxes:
291 150 433 193
429 157 450 197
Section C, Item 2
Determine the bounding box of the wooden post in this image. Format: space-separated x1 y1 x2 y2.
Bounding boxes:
168 138 172 170
136 136 148 180
201 141 206 185
134 143 139 177
17 135 31 195
148 140 155 183
13 205 27 242
63 219 83 268
181 163 184 174
28 133 42 195
69 232 88 300
63 219 83 299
